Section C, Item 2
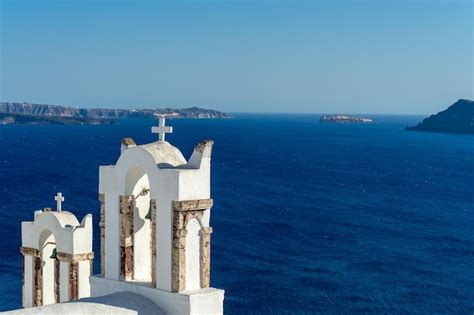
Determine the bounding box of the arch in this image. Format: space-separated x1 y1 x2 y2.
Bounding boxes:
29 212 79 254
124 165 152 281
114 146 189 290
106 147 162 284
185 218 202 291
38 229 57 305
115 147 161 200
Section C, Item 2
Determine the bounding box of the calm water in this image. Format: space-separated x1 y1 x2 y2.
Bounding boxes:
0 114 473 314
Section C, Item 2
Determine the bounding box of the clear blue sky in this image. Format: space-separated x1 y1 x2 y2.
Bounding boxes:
0 0 472 114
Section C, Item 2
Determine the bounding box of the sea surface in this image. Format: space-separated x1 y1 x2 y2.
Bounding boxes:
0 114 473 314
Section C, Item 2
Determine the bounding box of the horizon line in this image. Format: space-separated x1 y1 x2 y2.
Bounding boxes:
0 99 454 116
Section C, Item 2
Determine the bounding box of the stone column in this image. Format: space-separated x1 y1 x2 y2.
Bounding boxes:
150 199 157 288
120 195 134 281
172 203 188 292
22 254 25 305
69 262 78 301
34 256 42 306
54 259 60 303
99 193 106 276
172 223 187 292
200 227 213 288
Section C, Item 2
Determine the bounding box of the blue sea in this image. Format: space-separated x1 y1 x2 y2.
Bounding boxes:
0 114 473 314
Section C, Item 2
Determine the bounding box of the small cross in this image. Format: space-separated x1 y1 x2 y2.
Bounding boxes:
54 192 64 212
151 116 173 141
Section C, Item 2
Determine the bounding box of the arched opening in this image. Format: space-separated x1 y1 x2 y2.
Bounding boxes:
38 229 57 305
125 165 152 282
185 218 202 291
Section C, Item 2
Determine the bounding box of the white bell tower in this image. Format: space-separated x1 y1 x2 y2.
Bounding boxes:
20 194 93 308
92 118 224 314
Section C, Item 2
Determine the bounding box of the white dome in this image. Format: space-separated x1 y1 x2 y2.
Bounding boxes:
139 141 187 168
47 211 80 227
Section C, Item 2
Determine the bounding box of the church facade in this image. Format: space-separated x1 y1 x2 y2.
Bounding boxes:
13 118 224 314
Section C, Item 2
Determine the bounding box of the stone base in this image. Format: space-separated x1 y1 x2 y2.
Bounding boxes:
90 275 224 315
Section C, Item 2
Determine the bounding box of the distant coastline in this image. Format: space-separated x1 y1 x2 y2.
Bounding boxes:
0 102 230 125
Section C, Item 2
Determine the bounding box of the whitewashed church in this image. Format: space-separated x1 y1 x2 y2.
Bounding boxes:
7 118 225 314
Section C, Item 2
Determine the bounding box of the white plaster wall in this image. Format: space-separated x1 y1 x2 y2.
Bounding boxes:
154 170 179 291
201 209 211 227
104 192 120 280
78 260 91 299
177 166 210 202
5 302 138 315
99 166 117 194
42 242 56 305
189 289 224 315
59 261 69 302
185 219 201 291
90 276 224 315
23 255 34 308
132 173 151 281
72 215 93 254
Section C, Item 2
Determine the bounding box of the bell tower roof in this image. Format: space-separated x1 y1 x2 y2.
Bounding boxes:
120 117 186 168
139 140 186 168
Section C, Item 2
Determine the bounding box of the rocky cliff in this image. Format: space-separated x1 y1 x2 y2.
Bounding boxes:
406 99 474 134
0 102 229 125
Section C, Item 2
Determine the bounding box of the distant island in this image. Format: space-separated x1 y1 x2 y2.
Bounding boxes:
406 99 474 134
0 102 230 125
320 115 373 124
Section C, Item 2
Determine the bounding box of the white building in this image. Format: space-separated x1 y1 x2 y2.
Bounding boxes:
9 118 225 314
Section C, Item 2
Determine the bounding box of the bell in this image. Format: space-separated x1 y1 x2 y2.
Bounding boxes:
50 248 57 259
145 208 152 220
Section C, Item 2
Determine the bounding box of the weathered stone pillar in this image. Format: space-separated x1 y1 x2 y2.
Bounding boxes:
54 259 60 303
22 254 25 305
200 227 213 288
69 262 78 301
172 225 187 292
150 199 157 287
120 195 134 281
34 256 42 306
99 193 106 276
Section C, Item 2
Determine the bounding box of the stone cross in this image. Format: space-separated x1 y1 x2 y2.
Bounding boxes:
55 192 64 212
151 116 173 142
